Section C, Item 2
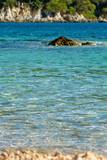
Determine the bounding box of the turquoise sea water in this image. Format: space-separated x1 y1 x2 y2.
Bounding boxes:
0 22 107 154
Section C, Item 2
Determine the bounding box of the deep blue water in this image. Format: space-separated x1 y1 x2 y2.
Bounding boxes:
0 22 107 154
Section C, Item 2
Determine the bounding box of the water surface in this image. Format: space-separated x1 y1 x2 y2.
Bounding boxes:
0 22 107 154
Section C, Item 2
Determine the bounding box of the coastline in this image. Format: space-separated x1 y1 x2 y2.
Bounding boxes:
0 19 107 23
0 12 107 160
0 6 107 23
0 149 107 160
0 18 107 23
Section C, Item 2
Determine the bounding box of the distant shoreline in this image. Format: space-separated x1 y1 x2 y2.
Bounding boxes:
0 20 107 23
0 6 107 23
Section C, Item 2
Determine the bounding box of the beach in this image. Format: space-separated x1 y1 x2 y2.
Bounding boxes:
0 149 107 160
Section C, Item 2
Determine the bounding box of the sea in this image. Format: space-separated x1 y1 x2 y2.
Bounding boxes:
0 22 107 154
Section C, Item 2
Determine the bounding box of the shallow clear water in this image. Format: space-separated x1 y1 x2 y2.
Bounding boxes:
0 22 107 154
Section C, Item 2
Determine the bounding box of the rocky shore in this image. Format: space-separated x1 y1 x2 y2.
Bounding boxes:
0 4 107 22
0 149 107 160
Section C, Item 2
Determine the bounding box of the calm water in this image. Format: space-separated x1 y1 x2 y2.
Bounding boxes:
0 22 107 154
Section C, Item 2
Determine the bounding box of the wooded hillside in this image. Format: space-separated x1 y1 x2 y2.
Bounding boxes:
0 0 107 19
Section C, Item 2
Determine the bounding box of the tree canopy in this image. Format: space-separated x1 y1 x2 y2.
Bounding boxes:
0 0 107 18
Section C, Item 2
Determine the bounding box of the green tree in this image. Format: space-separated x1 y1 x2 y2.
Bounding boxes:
68 6 75 14
66 0 75 6
30 0 42 9
101 7 107 17
75 0 96 18
0 0 5 7
5 0 17 7
91 0 106 4
46 0 68 14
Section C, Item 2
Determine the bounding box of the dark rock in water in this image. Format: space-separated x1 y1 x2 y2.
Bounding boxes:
81 41 95 45
49 36 95 46
49 36 81 46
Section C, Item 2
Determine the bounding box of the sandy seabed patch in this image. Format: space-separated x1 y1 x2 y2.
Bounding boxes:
0 149 107 160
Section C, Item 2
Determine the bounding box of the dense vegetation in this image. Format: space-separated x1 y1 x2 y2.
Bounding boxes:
0 0 107 18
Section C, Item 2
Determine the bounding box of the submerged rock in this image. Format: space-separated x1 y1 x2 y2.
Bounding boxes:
49 36 95 46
